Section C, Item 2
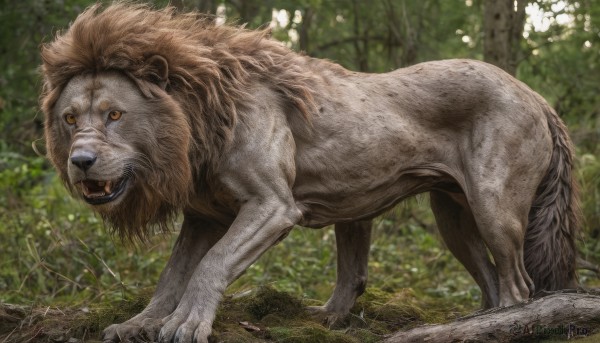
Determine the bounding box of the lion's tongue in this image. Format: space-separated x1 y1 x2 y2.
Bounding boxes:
82 180 113 198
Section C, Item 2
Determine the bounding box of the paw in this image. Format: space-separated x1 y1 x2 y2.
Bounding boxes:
158 313 211 343
102 323 141 342
102 318 163 342
139 318 163 341
306 305 347 328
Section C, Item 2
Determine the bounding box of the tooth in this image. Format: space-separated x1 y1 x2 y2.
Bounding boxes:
104 181 112 194
82 183 90 196
90 192 105 198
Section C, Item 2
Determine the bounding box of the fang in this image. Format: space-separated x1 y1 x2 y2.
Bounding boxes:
104 181 113 194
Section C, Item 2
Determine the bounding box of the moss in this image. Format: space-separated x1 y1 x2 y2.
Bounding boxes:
351 287 426 333
247 287 306 321
84 287 153 333
267 323 358 343
212 287 309 342
209 329 265 343
212 287 375 342
212 293 260 342
216 286 432 341
215 286 432 341
0 304 99 342
564 331 600 342
0 286 480 342
345 328 384 343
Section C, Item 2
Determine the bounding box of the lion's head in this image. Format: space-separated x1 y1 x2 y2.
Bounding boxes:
45 67 192 240
40 3 317 240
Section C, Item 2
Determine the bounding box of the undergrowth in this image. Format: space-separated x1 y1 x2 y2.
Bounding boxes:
1 144 599 342
0 148 484 307
0 286 469 343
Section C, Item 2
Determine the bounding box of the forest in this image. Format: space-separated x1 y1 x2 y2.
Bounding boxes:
0 0 599 342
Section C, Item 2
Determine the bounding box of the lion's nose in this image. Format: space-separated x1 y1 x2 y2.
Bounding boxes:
71 151 97 171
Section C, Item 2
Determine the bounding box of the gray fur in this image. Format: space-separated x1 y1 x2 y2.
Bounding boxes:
39 5 580 343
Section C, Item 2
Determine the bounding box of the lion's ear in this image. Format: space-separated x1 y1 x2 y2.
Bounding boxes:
146 55 169 90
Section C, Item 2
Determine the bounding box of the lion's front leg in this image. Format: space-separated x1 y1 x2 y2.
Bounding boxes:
157 201 302 343
102 216 226 342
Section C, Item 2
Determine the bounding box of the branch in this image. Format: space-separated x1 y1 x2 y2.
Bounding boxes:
385 291 600 342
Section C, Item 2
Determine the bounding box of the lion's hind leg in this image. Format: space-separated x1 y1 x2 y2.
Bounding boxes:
307 220 372 327
465 182 536 307
102 217 225 342
430 191 499 308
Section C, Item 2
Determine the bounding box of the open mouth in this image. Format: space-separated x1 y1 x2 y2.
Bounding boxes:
77 176 129 205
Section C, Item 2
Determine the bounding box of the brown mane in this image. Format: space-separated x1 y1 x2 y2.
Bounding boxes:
41 3 319 173
40 3 320 240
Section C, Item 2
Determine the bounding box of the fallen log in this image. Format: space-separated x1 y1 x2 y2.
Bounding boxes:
385 290 600 342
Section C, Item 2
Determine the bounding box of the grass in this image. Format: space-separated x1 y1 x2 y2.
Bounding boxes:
1 148 599 342
0 151 480 307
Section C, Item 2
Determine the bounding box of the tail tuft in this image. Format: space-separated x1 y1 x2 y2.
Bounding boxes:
524 104 581 291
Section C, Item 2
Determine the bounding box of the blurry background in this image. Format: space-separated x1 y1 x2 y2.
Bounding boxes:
0 0 598 311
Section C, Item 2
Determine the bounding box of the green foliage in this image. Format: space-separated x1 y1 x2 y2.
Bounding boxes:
261 0 483 71
577 152 600 287
518 1 600 122
0 149 174 304
0 0 92 153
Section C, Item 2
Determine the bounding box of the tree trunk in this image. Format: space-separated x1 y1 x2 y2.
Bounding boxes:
352 0 369 72
483 0 527 76
196 0 217 14
385 291 600 343
170 0 216 13
171 0 185 11
234 0 261 25
298 7 314 53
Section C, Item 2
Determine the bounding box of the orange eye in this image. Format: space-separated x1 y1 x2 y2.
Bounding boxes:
109 110 122 121
64 114 76 125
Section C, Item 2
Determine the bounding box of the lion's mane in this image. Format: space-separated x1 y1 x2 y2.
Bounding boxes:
40 3 320 240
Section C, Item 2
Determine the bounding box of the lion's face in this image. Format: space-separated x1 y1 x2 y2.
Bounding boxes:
53 72 138 206
46 71 192 235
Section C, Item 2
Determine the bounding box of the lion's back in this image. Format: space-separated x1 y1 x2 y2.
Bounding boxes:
372 59 548 128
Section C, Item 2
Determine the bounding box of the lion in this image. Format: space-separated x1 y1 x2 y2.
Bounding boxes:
40 3 580 343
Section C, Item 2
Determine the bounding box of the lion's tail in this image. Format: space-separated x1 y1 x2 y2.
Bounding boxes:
524 103 581 292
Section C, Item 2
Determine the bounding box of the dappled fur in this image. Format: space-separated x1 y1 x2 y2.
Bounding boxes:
40 3 319 240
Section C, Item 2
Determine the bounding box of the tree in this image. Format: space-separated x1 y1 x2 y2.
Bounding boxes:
483 0 527 76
